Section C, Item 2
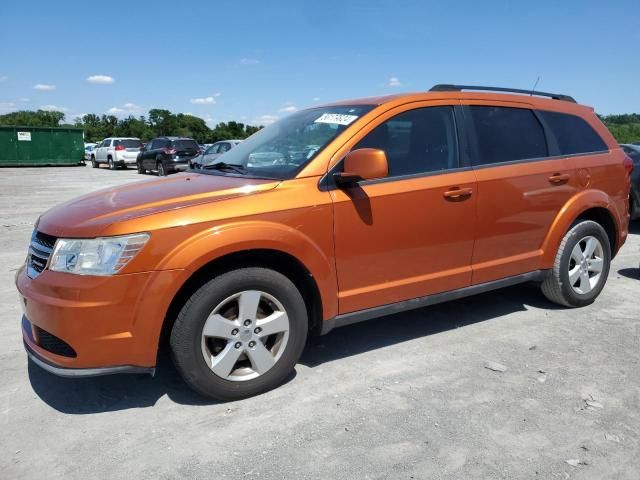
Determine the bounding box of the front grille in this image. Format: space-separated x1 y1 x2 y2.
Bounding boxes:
33 325 77 358
26 230 57 279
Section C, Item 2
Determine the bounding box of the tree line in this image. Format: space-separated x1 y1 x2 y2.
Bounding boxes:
598 113 640 144
0 109 262 144
1 108 640 144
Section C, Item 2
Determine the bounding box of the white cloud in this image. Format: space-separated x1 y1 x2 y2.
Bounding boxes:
190 96 216 105
40 104 69 112
0 102 16 113
253 114 278 126
87 74 115 84
107 103 142 115
387 76 402 87
33 84 56 91
312 97 320 102
0 75 8 82
239 57 260 65
279 105 297 113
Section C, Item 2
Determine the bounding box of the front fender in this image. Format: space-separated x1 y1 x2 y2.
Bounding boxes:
157 220 338 320
540 189 621 265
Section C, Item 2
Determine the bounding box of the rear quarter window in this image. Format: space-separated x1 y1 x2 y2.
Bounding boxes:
539 111 608 155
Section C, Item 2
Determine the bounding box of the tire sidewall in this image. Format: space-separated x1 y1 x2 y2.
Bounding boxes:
171 268 308 400
556 221 611 307
157 158 166 176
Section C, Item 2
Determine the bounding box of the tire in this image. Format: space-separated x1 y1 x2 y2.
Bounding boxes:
91 156 98 168
137 161 146 174
541 220 611 307
170 268 308 401
157 160 167 176
108 157 115 170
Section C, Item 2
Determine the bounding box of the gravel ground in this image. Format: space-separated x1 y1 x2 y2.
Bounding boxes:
1 166 639 479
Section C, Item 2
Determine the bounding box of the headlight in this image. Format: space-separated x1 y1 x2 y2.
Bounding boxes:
49 233 150 276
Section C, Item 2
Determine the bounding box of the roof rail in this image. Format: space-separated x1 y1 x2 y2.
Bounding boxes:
429 84 576 103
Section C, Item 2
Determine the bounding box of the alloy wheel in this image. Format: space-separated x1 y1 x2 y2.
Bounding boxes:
568 235 604 294
200 290 290 381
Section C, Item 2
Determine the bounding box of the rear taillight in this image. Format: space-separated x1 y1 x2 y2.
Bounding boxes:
623 154 634 175
163 148 176 155
195 149 201 156
115 145 125 151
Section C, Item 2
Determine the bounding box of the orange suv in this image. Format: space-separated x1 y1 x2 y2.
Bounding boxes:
17 85 633 400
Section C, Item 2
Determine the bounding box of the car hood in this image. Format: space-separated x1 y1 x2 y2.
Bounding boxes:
37 173 279 237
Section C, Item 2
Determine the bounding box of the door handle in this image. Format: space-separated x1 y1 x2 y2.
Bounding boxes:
548 173 570 184
443 187 473 200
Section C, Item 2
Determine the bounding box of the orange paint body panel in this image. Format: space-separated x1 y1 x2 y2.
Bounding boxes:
16 89 630 372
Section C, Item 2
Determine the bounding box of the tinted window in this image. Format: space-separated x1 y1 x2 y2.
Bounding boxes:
219 142 231 153
469 106 547 165
540 111 607 155
102 140 111 147
205 144 220 154
172 139 199 151
354 106 458 177
114 139 141 148
153 139 170 149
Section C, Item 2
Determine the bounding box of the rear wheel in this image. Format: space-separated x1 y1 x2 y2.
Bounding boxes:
91 156 98 168
157 161 167 176
170 268 308 400
108 157 115 170
541 220 611 307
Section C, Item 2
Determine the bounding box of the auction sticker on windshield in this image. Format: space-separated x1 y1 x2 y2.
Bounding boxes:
314 113 359 126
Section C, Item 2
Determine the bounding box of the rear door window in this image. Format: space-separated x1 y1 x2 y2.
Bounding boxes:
538 111 608 155
468 106 547 165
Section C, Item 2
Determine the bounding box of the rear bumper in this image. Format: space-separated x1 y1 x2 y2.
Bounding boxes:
167 160 191 172
24 339 154 377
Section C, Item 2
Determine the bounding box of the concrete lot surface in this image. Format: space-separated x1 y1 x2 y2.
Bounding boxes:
1 166 639 479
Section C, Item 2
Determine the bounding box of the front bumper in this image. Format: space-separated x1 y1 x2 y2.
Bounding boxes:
24 339 154 377
16 264 184 372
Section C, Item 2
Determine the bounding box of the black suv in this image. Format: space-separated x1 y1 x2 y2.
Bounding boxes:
137 137 201 176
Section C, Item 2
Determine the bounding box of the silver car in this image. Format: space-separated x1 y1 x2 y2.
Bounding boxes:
190 140 242 168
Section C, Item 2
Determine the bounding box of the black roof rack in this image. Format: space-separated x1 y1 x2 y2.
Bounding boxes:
429 84 576 103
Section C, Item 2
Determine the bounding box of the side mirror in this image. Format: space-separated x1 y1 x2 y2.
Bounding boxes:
333 148 388 187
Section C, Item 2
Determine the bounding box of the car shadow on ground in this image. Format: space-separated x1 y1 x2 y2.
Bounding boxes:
618 268 640 280
28 282 559 414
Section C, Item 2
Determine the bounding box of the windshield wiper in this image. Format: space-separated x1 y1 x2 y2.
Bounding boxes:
202 162 248 174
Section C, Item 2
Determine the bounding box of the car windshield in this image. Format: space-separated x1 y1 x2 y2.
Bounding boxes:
195 105 374 179
114 139 141 148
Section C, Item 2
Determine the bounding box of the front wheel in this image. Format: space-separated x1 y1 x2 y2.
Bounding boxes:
541 220 611 307
170 268 308 401
137 161 146 174
91 156 98 168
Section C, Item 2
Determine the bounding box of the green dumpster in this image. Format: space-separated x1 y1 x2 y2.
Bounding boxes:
0 126 85 166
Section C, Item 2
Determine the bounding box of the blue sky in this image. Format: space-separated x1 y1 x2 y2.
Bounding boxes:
1 0 638 125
